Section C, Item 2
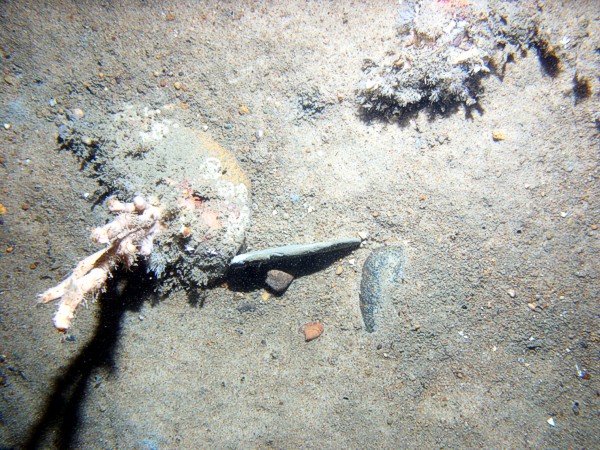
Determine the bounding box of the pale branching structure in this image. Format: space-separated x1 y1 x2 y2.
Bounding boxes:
39 196 162 332
42 116 251 333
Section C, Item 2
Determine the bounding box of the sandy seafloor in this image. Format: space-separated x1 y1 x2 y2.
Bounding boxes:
0 1 599 448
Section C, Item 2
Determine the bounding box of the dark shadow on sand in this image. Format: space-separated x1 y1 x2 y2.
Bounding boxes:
23 269 156 449
24 246 355 446
226 246 359 294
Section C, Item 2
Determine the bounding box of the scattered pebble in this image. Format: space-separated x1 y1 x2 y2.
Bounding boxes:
159 79 167 87
0 204 6 214
547 417 555 426
49 98 57 107
265 269 294 294
3 123 10 130
236 303 256 313
261 291 271 302
336 266 344 275
492 129 506 141
239 104 250 115
302 321 324 342
29 262 37 270
82 136 96 146
3 75 17 86
507 288 516 298
560 211 567 218
72 108 85 119
358 231 369 241
174 81 183 90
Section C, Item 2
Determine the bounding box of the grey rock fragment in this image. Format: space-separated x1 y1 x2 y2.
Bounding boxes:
230 237 361 269
360 246 405 333
265 269 294 294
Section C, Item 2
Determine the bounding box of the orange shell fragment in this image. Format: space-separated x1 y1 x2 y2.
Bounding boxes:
302 321 324 342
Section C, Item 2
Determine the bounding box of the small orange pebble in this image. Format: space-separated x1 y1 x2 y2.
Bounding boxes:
181 226 192 237
302 321 324 342
6 245 14 253
0 203 6 214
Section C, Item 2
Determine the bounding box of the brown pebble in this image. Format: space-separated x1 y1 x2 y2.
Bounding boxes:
21 203 30 211
159 79 167 87
29 262 37 270
265 269 294 294
302 321 324 342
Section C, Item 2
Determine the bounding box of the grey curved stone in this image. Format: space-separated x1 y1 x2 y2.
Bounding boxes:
230 238 361 269
359 246 405 333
